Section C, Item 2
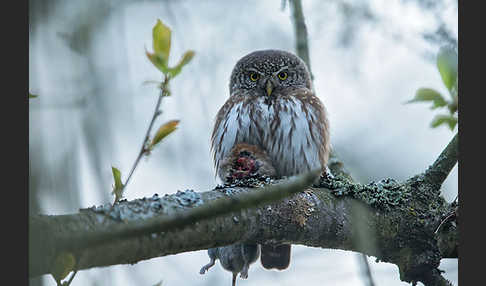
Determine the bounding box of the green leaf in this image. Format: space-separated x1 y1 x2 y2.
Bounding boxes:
149 120 179 149
50 252 76 283
449 76 459 100
167 50 195 78
146 20 195 77
437 45 458 92
447 101 458 114
111 166 124 201
29 92 38 99
146 20 173 74
152 19 171 63
430 114 458 130
146 49 170 74
406 88 448 109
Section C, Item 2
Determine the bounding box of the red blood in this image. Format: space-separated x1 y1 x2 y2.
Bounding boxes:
230 155 258 180
237 157 246 165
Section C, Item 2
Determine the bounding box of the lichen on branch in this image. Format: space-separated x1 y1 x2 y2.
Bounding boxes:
29 134 458 286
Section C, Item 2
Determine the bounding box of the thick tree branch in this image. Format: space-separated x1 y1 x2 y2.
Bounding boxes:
29 178 457 279
423 133 458 188
29 171 318 276
52 170 320 253
29 133 458 286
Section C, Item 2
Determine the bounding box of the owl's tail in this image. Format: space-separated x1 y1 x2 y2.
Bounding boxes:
260 244 291 270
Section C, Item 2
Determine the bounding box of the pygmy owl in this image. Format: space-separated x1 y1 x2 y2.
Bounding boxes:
211 49 330 270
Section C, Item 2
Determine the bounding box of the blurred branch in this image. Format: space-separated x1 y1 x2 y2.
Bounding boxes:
359 254 376 286
289 0 312 77
30 135 458 285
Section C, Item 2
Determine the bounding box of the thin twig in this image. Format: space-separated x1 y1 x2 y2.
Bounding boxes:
434 209 457 234
54 268 78 286
103 76 170 223
359 254 376 286
64 270 78 286
123 76 169 189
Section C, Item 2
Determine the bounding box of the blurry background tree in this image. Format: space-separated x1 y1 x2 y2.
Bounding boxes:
29 0 457 285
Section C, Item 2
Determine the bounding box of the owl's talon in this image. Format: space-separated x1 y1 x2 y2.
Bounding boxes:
240 265 249 279
199 258 216 274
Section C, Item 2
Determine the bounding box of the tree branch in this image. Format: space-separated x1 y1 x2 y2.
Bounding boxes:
83 170 320 251
423 133 458 188
289 0 312 77
29 124 459 286
30 170 319 276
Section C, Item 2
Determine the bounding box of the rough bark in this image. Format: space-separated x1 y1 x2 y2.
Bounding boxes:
29 134 458 286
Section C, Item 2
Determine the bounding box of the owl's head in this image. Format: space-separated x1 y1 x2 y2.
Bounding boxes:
229 49 312 96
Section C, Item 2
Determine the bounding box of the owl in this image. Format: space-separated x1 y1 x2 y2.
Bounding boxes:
211 49 330 270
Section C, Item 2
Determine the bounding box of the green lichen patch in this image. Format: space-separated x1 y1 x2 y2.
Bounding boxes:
173 189 203 207
85 193 166 222
215 175 277 190
317 175 411 211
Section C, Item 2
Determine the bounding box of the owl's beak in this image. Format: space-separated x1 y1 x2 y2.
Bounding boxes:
265 80 273 96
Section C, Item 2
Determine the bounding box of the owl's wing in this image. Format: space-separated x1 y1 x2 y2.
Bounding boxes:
211 95 244 179
305 91 331 169
265 89 330 176
211 94 264 180
293 90 330 170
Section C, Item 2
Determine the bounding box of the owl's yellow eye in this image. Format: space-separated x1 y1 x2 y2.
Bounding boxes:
277 71 288 80
249 72 260 82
